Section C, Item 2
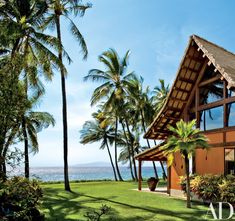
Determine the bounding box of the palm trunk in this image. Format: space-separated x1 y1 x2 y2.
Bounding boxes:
153 140 167 180
55 15 71 191
114 116 123 181
120 120 135 181
140 110 159 179
124 118 138 181
185 155 191 208
0 132 6 180
105 140 118 181
22 118 29 179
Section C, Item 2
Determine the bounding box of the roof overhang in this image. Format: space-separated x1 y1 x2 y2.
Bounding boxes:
144 35 235 140
135 143 167 161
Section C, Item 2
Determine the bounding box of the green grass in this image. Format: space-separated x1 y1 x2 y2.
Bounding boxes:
41 181 226 221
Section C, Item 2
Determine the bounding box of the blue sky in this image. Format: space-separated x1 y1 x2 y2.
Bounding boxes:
29 0 235 166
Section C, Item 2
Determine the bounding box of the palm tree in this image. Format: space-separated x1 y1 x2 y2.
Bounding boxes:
151 79 170 113
43 0 91 191
161 119 208 208
84 49 136 181
0 0 63 77
19 92 55 178
80 119 118 181
128 76 159 178
150 79 170 180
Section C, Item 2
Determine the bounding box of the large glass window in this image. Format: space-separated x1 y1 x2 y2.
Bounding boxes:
227 102 235 127
228 88 235 98
199 79 223 105
200 106 223 131
225 148 235 175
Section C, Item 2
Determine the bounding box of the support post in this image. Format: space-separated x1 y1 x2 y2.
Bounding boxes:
138 160 142 191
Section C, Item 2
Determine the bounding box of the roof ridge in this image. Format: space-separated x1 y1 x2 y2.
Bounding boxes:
192 34 235 57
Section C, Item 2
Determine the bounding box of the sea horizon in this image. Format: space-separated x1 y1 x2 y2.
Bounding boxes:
8 166 165 182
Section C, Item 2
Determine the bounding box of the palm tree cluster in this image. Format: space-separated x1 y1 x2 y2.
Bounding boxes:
0 0 91 191
80 49 169 181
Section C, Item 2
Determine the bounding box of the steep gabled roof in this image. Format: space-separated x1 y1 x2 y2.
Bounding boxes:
144 35 235 140
193 35 235 88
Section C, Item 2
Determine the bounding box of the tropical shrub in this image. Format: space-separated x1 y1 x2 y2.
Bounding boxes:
180 174 235 204
0 176 44 221
190 174 223 202
219 175 235 204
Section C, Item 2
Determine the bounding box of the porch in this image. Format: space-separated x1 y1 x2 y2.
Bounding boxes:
135 143 170 194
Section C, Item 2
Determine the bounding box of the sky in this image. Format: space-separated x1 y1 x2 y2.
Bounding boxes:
28 0 235 166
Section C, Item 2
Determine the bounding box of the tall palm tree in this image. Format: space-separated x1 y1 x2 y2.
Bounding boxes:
0 0 63 77
43 0 91 191
150 79 170 180
128 76 159 178
161 119 208 208
80 119 118 181
21 110 55 178
151 79 170 113
84 49 136 181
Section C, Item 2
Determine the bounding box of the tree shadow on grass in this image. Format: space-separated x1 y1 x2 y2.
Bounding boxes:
80 194 208 221
42 187 211 221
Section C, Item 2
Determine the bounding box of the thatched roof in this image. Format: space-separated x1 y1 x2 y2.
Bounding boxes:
144 35 235 140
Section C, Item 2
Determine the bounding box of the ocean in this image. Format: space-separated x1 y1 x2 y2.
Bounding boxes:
9 166 165 182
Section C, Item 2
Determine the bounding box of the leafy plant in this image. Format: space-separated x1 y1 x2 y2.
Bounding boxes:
84 204 111 221
219 175 235 204
0 176 44 221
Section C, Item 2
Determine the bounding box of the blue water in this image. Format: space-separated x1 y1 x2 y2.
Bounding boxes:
9 166 164 182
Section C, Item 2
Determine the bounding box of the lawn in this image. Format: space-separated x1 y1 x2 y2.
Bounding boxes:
41 181 217 221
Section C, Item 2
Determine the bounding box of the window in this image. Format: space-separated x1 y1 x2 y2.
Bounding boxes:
200 106 223 131
199 79 223 105
225 148 235 175
228 88 235 97
227 102 235 127
201 65 218 81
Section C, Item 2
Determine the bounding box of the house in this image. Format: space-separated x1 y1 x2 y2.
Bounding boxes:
135 35 235 197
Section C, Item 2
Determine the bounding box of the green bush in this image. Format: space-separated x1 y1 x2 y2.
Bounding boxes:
180 174 235 204
0 176 44 221
191 174 223 202
219 175 235 204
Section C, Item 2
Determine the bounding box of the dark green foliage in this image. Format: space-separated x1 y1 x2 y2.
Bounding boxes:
180 174 235 204
0 176 44 221
84 204 111 221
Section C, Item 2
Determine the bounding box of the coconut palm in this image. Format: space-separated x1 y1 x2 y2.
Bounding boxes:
21 109 55 178
127 75 159 178
42 0 91 191
0 0 63 79
161 119 208 208
84 49 136 181
151 79 170 113
80 119 118 181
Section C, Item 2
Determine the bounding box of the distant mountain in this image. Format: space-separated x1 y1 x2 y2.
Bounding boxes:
73 161 112 167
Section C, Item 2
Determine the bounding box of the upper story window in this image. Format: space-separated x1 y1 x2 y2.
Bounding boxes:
199 79 223 105
199 106 223 131
228 87 235 98
227 102 235 127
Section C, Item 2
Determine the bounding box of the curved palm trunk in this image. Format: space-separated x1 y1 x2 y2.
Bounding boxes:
105 140 118 181
124 118 138 181
114 116 123 181
22 118 29 178
153 140 167 180
140 110 159 179
120 120 135 181
55 14 71 191
185 155 191 208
